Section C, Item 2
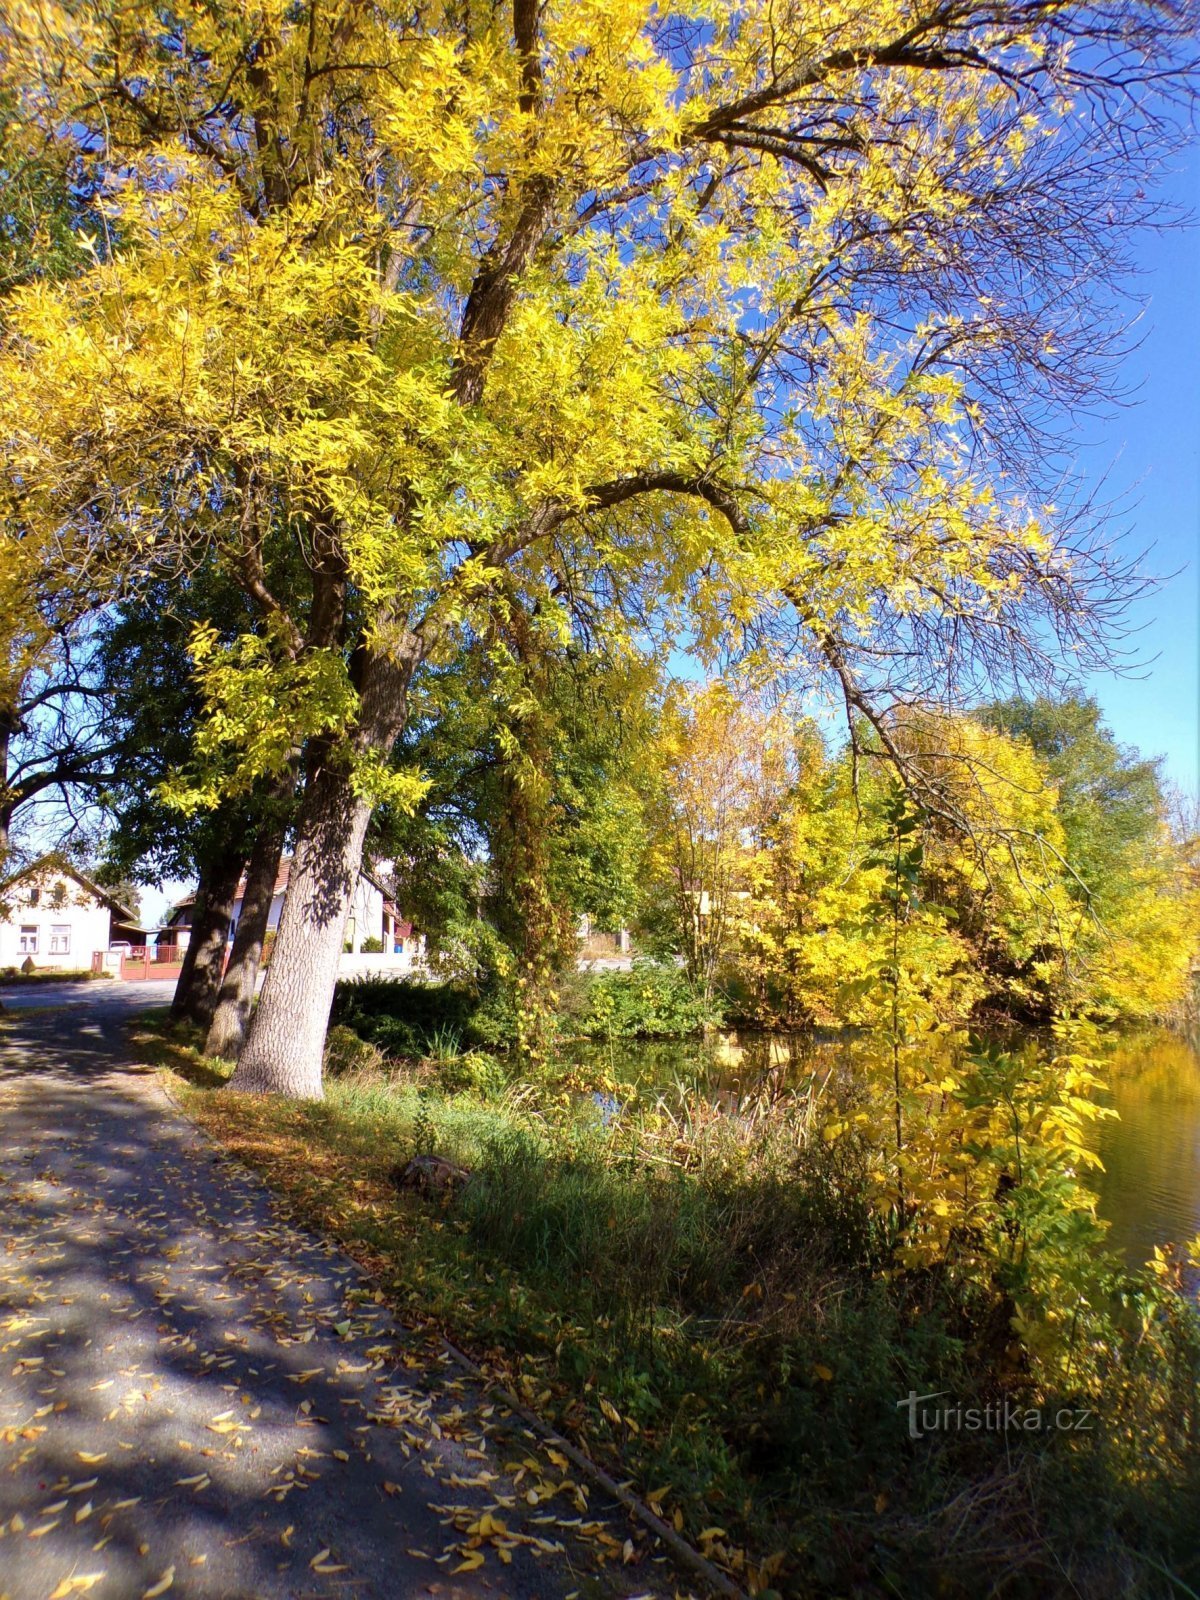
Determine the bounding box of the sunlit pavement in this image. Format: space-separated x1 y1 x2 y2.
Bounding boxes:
0 986 662 1599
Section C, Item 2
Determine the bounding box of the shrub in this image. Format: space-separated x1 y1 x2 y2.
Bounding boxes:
562 959 720 1039
331 973 515 1055
323 1023 385 1078
433 1049 509 1097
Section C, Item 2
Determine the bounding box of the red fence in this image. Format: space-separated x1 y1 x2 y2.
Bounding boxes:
117 946 186 982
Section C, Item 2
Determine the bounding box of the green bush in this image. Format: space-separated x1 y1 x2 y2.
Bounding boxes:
0 966 108 984
323 1023 385 1077
561 959 720 1039
330 963 716 1061
433 1049 509 1097
330 973 516 1056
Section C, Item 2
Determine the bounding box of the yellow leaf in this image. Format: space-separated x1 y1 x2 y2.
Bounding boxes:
142 1569 175 1599
452 1550 485 1574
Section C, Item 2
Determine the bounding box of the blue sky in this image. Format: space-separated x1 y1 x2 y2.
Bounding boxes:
1078 145 1199 797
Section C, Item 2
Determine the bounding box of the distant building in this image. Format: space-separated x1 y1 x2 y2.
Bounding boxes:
155 894 196 954
162 857 425 976
0 855 142 971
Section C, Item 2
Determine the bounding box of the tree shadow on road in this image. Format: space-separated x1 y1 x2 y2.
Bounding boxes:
0 1008 654 1600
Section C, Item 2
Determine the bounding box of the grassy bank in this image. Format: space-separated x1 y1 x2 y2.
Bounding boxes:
136 1015 1200 1599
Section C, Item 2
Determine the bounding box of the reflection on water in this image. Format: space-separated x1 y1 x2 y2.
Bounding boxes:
567 1026 1200 1267
1093 1032 1200 1266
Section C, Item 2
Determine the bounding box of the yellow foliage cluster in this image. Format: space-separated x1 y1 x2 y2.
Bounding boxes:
0 0 1105 802
645 684 1197 1030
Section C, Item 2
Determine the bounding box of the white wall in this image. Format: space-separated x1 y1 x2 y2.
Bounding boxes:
0 868 112 971
337 945 425 980
344 876 385 952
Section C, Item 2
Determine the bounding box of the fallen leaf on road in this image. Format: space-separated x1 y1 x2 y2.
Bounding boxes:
48 1577 105 1598
142 1566 175 1598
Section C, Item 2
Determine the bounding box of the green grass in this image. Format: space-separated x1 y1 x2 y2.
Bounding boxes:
135 1016 1200 1600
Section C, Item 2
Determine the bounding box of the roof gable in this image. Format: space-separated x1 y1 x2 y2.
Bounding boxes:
0 854 137 923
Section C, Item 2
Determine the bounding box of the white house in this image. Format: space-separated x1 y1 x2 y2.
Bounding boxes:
0 856 140 972
230 856 425 977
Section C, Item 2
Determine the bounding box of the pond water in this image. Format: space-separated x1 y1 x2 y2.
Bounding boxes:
1092 1031 1200 1266
567 1027 1200 1269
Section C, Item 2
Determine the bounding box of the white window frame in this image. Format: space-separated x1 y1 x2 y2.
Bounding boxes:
49 924 71 955
19 925 38 954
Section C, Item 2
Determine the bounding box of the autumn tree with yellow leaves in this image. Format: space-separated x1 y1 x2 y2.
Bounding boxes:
0 0 1195 1095
642 685 1198 1028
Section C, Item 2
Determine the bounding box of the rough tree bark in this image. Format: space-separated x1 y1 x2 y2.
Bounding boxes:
229 646 417 1098
170 844 245 1027
204 800 289 1060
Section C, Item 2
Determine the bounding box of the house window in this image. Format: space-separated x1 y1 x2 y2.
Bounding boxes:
19 925 38 954
50 925 71 955
28 887 39 906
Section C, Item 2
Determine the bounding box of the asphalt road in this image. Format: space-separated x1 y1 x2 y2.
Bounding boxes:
0 983 668 1600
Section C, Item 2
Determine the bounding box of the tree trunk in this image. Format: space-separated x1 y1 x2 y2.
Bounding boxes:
204 805 288 1060
230 646 417 1098
170 844 245 1027
0 711 16 864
